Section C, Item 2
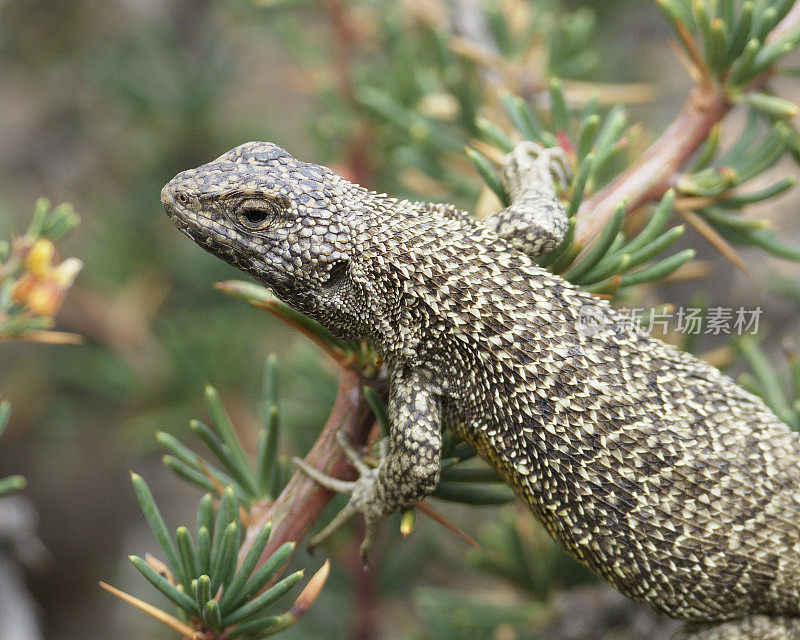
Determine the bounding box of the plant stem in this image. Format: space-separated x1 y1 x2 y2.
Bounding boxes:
239 368 382 572
575 5 800 247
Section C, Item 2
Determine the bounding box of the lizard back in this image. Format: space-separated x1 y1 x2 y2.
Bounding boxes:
394 206 800 622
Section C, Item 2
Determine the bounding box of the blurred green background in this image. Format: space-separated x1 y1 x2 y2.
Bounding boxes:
1 1 798 639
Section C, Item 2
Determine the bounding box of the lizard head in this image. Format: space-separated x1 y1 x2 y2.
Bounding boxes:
161 141 384 341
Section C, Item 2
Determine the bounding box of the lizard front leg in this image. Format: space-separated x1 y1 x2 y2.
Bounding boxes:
294 368 442 559
482 141 571 258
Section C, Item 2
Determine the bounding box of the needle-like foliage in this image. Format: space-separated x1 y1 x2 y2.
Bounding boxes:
119 473 327 639
157 357 291 509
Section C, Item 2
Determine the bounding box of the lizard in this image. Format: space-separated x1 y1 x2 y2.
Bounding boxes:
162 140 800 640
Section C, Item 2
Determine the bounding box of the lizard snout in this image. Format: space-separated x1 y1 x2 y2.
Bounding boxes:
160 183 174 209
161 175 196 217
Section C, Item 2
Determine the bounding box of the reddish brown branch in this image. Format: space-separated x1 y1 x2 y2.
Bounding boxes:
575 5 800 246
240 367 380 564
575 85 727 243
321 0 374 186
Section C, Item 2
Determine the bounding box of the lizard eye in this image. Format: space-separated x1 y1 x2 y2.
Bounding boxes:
235 199 282 230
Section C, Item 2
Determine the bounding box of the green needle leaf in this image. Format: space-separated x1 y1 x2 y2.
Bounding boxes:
691 124 721 172
194 574 211 614
258 355 281 497
205 387 251 468
789 350 800 401
593 106 627 157
197 493 215 539
566 153 594 218
577 252 631 286
130 473 185 587
576 114 601 161
622 190 675 255
728 38 760 85
203 599 223 631
625 225 686 269
450 441 477 461
501 92 545 144
742 92 799 118
549 78 569 135
737 372 764 398
190 420 255 499
742 229 800 261
220 522 273 614
224 570 304 627
692 0 712 45
706 18 729 74
466 147 508 206
162 456 216 492
619 249 695 288
227 614 289 639
129 555 197 614
751 6 778 44
550 239 584 274
204 388 259 497
738 336 799 430
476 117 515 153
210 522 239 598
439 465 501 483
734 123 791 183
157 431 204 470
724 1 753 65
751 36 799 79
231 541 296 611
700 207 769 231
658 0 694 37
720 176 795 205
564 200 625 282
211 487 239 568
176 526 198 587
197 527 212 576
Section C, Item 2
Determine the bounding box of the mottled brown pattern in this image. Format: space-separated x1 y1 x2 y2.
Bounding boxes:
163 142 800 639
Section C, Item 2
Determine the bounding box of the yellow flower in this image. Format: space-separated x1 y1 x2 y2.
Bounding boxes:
24 238 55 277
12 241 83 317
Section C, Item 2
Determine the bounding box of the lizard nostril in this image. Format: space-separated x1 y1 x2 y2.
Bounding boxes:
176 192 189 204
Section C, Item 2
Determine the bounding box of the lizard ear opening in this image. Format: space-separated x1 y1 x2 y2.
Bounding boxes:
322 259 349 289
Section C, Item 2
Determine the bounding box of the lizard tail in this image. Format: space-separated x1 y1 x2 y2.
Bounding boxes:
675 616 800 639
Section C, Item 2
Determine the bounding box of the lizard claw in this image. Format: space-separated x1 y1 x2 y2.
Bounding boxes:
503 141 572 192
292 432 384 559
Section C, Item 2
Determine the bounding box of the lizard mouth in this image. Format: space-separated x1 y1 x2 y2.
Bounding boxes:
161 183 196 237
160 184 181 220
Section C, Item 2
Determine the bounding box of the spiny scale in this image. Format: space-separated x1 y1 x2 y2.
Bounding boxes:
163 141 800 639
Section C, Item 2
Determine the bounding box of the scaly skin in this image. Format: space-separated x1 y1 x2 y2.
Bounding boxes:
162 142 800 639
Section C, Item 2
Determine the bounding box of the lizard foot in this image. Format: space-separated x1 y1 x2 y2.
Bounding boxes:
486 142 573 257
292 431 386 561
501 141 572 195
